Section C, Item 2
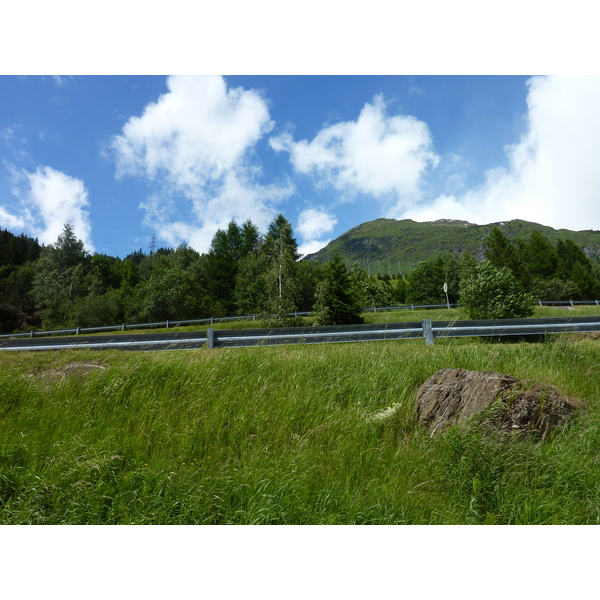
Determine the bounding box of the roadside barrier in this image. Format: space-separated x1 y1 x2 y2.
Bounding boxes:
2 316 600 352
2 300 598 341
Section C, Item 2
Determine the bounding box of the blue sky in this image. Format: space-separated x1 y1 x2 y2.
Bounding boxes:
2 74 600 258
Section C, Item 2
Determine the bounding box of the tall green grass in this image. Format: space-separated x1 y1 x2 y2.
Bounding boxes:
1 335 600 524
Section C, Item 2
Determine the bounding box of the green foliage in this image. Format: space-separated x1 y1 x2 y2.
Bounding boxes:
313 252 363 325
31 222 89 328
70 288 125 328
484 226 524 281
4 216 600 334
459 261 535 320
348 262 393 308
406 253 460 305
262 215 300 320
234 214 302 325
518 230 558 280
204 220 260 315
128 268 208 323
459 252 478 287
0 229 41 268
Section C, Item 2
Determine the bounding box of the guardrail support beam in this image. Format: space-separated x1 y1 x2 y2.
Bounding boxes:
422 319 434 345
207 327 215 349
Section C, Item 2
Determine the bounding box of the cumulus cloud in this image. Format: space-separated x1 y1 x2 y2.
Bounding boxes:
296 207 337 256
298 239 332 257
297 207 337 240
3 165 94 250
271 94 439 210
112 75 292 250
403 76 600 231
0 205 25 230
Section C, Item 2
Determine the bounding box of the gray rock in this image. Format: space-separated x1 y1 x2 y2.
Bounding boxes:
416 368 579 439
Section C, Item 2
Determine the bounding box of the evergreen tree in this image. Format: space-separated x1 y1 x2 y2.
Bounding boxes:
234 242 270 316
32 222 89 327
262 214 300 320
520 230 558 281
204 220 260 315
313 252 363 325
556 238 600 299
484 227 524 281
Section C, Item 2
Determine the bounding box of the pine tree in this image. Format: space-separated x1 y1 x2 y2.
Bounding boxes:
313 252 363 325
32 221 89 327
263 215 300 321
484 226 524 281
520 230 558 280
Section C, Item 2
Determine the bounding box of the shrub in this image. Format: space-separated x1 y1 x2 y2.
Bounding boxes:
459 261 535 320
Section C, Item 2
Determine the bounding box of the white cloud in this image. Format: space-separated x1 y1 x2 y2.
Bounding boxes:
4 165 94 250
403 76 600 231
298 238 332 257
112 75 292 250
271 94 439 210
0 205 25 229
297 207 337 240
295 207 338 258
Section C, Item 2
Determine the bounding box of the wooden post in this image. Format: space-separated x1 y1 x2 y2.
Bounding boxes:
422 319 434 345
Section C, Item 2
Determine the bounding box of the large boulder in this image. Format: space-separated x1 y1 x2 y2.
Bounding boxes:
416 368 579 439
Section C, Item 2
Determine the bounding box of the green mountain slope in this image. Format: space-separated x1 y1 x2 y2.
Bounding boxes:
304 218 600 276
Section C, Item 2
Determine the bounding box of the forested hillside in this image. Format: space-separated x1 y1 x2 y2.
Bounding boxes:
1 217 600 333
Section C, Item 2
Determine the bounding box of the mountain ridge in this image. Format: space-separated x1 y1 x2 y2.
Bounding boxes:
304 218 600 275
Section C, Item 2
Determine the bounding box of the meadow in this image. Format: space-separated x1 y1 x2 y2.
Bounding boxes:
2 315 600 524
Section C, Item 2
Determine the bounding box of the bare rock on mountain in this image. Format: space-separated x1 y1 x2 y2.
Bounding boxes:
416 368 579 439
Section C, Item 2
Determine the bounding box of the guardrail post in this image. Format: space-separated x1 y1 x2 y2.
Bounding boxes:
422 319 434 345
122 323 125 331
30 330 34 338
207 327 215 349
210 316 214 325
539 300 542 306
76 327 80 335
411 305 414 311
597 300 599 306
166 320 169 329
570 300 574 307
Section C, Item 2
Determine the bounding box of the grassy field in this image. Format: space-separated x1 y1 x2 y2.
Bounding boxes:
2 328 600 525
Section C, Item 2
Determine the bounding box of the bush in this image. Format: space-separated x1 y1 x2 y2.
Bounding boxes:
459 261 535 320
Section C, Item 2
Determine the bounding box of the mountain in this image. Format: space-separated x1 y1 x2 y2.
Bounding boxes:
303 218 600 276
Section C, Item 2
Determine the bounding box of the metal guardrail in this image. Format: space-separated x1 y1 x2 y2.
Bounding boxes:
204 316 600 349
2 316 600 352
3 300 599 341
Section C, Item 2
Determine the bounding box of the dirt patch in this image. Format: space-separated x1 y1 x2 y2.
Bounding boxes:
416 368 579 439
25 361 107 388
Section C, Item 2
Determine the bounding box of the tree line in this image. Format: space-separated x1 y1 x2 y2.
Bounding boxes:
1 221 599 333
